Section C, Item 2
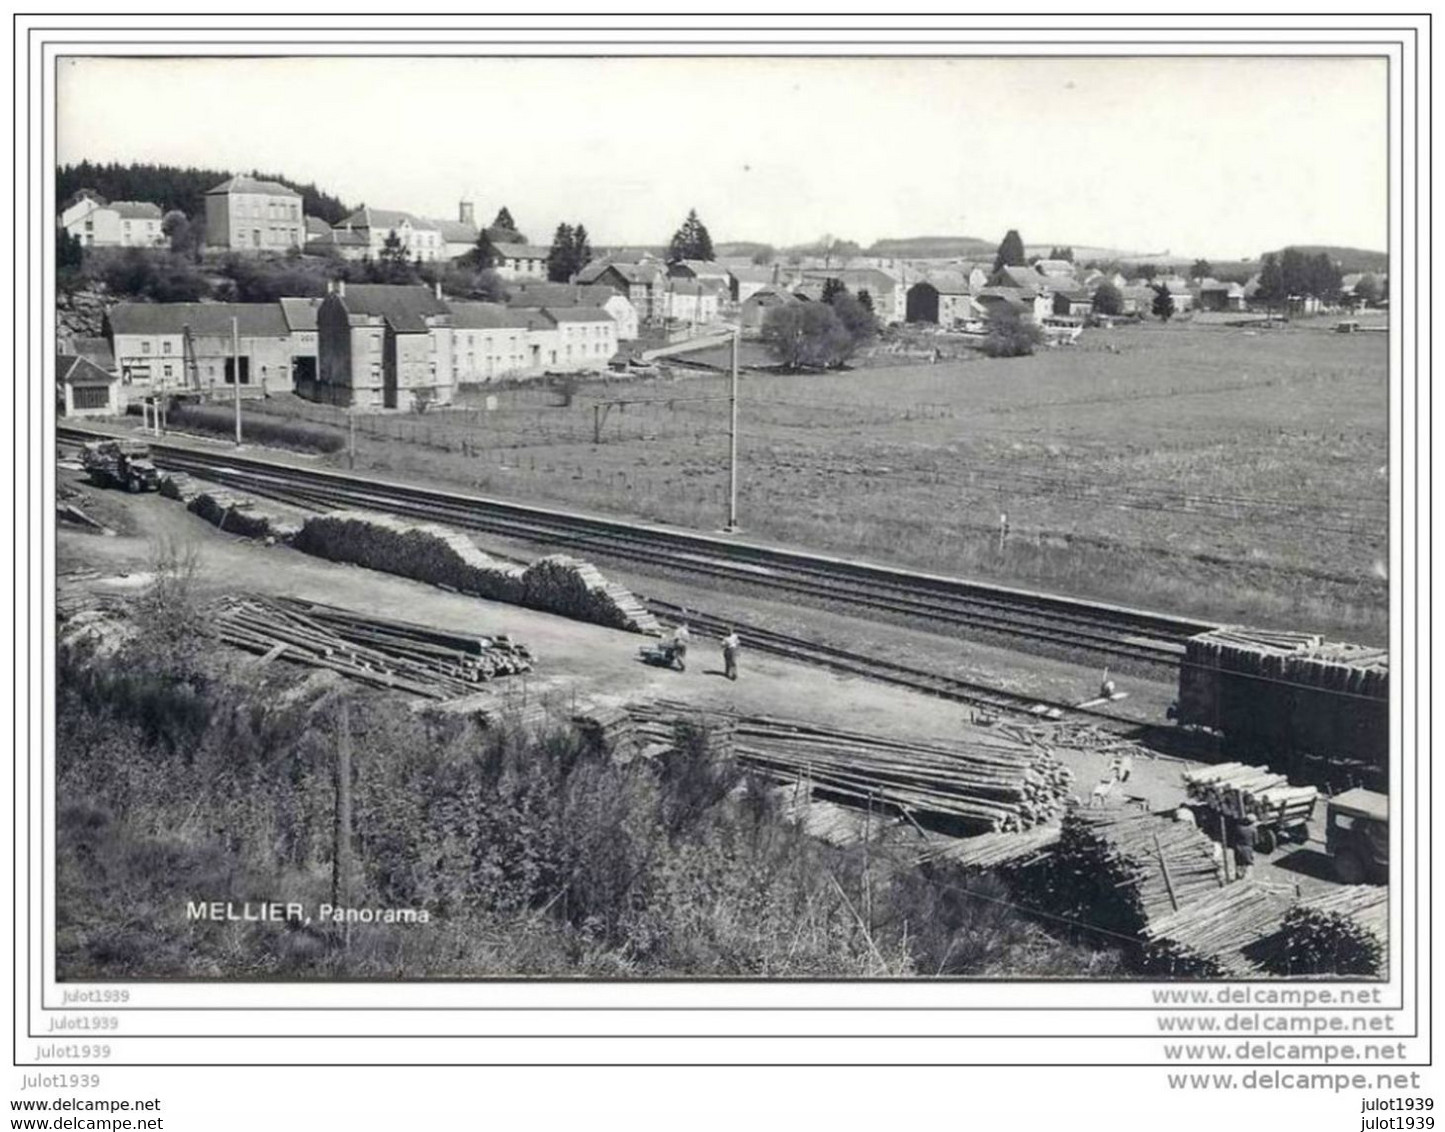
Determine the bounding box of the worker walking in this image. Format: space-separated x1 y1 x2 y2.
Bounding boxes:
721 629 740 681
669 623 691 671
1233 815 1258 882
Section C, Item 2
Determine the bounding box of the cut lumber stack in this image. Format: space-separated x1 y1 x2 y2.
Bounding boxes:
1272 886 1387 977
212 594 532 699
627 702 1073 834
292 510 659 635
1176 625 1389 787
159 471 205 505
1182 763 1318 825
1140 881 1292 978
572 703 642 761
1048 809 1224 939
187 487 303 543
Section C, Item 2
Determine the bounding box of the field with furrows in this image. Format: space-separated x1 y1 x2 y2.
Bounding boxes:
232 319 1388 639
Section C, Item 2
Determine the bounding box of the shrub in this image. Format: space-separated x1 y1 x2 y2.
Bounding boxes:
761 302 854 370
980 312 1045 357
168 403 346 453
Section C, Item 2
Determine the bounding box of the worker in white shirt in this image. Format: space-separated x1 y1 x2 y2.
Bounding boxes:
721 630 741 681
669 623 691 671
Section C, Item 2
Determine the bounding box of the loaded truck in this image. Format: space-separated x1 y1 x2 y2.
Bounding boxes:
80 439 160 493
1325 788 1388 885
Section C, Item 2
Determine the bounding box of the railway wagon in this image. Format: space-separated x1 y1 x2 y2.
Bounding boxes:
1175 627 1389 790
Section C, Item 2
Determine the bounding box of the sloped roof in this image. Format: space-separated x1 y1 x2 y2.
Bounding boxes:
333 285 448 331
505 282 617 309
728 265 777 284
434 219 478 243
913 271 972 296
976 288 1032 315
107 302 289 338
58 354 117 386
304 216 332 237
578 260 663 285
111 201 163 220
207 175 300 197
68 335 114 370
308 228 369 250
992 265 1047 294
1033 258 1075 276
495 243 551 260
670 259 729 278
669 279 724 298
445 301 531 330
545 306 617 324
278 297 322 332
340 206 417 232
741 288 797 306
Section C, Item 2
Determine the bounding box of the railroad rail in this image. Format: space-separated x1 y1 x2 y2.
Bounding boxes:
57 424 1217 670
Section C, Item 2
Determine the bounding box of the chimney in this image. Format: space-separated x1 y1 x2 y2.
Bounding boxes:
459 200 474 227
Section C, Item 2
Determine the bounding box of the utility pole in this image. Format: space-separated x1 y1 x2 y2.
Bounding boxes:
333 699 354 947
231 316 242 446
727 328 739 531
347 408 356 470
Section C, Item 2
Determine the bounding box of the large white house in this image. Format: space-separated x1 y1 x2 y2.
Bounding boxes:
204 176 304 253
59 194 165 248
333 206 445 262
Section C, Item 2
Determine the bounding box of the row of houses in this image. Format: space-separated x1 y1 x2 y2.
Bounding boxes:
60 280 627 417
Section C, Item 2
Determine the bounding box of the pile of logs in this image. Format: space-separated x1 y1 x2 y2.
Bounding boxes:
919 825 1063 871
1272 886 1388 977
625 705 1073 834
1048 809 1224 938
572 703 642 761
628 701 738 761
292 510 659 635
1185 626 1389 699
161 473 304 542
1182 763 1318 825
213 594 533 699
1140 882 1292 977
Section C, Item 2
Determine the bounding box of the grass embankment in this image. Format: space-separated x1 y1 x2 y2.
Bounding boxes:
57 569 1120 980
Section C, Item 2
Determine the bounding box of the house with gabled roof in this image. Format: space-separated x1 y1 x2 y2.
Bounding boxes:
906 275 981 326
106 301 294 395
446 301 533 383
577 260 669 323
314 282 453 410
505 282 638 340
204 175 304 252
334 206 443 262
57 354 120 418
59 195 166 248
492 243 551 281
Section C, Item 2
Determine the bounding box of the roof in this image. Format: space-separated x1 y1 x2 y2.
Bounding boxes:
669 280 723 298
308 228 369 249
728 266 777 284
278 297 322 332
545 306 617 324
911 272 973 296
445 301 531 330
340 206 419 232
976 288 1032 315
1033 258 1075 276
505 282 617 309
494 243 551 260
434 219 478 243
670 259 729 277
577 260 663 286
110 201 163 220
1330 788 1388 823
68 335 114 370
304 216 332 237
332 285 448 332
1056 289 1094 303
107 301 290 338
57 354 117 386
207 175 300 197
992 265 1046 294
742 288 797 306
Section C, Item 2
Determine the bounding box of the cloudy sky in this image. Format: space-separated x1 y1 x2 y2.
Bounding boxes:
57 55 1387 259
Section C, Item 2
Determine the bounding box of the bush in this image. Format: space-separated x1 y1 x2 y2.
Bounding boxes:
980 312 1045 357
97 247 212 302
761 302 855 370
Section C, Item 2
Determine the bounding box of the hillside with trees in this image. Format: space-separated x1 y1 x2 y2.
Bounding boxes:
57 161 353 225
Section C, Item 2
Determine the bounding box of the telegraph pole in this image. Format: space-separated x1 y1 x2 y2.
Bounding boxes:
232 316 242 446
727 327 739 532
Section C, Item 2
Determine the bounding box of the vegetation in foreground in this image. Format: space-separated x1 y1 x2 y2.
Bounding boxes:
56 554 1121 980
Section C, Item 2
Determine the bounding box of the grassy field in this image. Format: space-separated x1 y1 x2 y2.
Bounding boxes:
239 319 1389 640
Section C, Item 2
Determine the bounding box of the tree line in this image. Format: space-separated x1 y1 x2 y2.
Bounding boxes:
58 161 353 226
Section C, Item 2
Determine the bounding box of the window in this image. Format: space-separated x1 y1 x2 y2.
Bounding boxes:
162 364 173 379
141 341 152 354
162 341 172 355
72 385 109 410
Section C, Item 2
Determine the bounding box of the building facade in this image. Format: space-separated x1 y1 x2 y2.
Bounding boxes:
57 355 120 417
492 243 550 280
204 176 304 253
59 196 165 248
313 283 454 410
106 302 294 396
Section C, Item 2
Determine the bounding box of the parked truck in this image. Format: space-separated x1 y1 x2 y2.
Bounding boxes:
1325 788 1388 885
80 439 160 493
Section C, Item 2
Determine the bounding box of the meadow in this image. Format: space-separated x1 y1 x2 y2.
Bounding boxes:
238 319 1389 640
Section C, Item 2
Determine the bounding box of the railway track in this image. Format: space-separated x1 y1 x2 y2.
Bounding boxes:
57 425 1217 671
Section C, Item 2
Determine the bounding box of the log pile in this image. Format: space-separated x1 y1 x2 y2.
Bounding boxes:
1272 886 1388 977
919 825 1063 870
292 510 659 635
628 701 738 761
213 594 532 699
1182 763 1318 825
1048 809 1224 938
627 703 1074 834
160 473 303 542
572 703 642 761
1140 882 1292 977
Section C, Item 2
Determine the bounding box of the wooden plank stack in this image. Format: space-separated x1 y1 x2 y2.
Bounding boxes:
919 824 1063 871
1140 882 1293 977
213 594 533 699
1181 763 1318 825
1272 886 1388 977
571 703 642 761
1048 809 1225 939
1177 626 1389 785
292 510 659 635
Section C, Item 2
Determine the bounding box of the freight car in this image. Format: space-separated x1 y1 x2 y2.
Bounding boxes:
1173 627 1388 791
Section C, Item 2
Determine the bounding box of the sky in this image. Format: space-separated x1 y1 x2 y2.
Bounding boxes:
57 55 1387 260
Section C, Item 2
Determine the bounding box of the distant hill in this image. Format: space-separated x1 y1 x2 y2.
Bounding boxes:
1260 246 1388 274
57 161 353 225
866 235 998 259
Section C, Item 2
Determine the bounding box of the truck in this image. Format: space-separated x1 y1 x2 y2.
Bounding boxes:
1324 788 1388 885
80 439 161 493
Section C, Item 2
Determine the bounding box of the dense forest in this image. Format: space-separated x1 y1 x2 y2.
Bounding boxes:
57 161 352 225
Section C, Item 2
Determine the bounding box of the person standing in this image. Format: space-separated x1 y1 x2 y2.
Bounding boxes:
669 623 691 671
721 629 740 681
1233 815 1258 881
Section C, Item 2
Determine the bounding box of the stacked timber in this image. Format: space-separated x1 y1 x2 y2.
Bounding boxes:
919 824 1063 870
523 555 660 634
158 471 204 504
628 702 1073 834
1272 886 1387 977
213 594 532 699
1182 763 1318 825
1176 625 1389 786
572 703 641 760
1140 882 1292 977
292 510 659 635
1047 809 1224 939
187 488 304 542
